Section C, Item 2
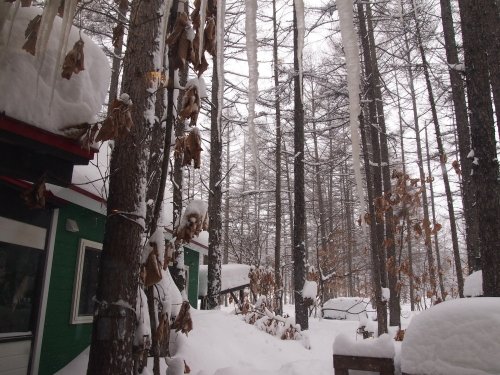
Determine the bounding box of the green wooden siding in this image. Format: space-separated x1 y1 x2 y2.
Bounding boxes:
183 246 199 308
39 204 105 375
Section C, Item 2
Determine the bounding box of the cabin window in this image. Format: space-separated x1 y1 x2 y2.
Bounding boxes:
0 217 46 338
71 239 102 324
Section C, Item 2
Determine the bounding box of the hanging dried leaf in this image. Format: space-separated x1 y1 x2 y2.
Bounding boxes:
394 329 405 342
191 0 201 29
144 244 162 287
452 160 461 176
182 127 202 169
20 175 46 209
22 15 42 55
173 301 193 335
166 12 192 70
61 39 85 79
21 0 32 6
440 153 447 164
184 360 191 374
179 85 200 125
95 95 134 142
431 223 442 235
204 16 216 56
174 136 186 159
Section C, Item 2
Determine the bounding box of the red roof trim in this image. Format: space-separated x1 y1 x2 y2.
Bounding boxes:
0 115 95 160
68 184 107 205
0 176 66 205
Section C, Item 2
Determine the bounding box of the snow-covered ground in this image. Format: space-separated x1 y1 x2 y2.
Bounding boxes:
59 303 410 375
58 298 500 375
172 306 356 375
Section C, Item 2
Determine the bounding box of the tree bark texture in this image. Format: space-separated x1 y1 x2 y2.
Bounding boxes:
207 55 223 309
458 0 500 296
438 0 478 275
293 2 308 330
365 2 400 326
413 7 464 298
273 0 283 315
87 0 163 372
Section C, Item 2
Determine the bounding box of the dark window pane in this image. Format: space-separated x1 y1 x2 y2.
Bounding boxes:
78 246 101 316
0 242 43 334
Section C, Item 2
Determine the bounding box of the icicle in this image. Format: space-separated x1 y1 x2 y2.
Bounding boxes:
34 0 59 63
2 0 20 53
216 0 225 143
198 0 207 64
49 0 79 106
245 0 260 187
294 0 304 98
156 0 173 72
0 2 13 36
336 0 366 231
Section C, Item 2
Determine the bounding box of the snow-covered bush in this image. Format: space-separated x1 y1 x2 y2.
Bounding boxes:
322 297 372 321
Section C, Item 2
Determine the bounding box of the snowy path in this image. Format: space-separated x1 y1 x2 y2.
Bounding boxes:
172 308 360 375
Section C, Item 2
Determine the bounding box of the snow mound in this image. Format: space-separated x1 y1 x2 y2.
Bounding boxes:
0 7 110 133
322 297 371 321
464 270 483 297
333 333 395 358
198 264 250 297
401 298 500 375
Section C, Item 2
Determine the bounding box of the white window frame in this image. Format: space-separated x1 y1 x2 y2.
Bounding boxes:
70 239 102 324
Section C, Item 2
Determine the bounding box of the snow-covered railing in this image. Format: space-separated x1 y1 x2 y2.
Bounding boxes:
333 334 395 375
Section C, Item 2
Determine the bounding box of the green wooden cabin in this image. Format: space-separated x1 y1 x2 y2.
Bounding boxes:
0 117 207 374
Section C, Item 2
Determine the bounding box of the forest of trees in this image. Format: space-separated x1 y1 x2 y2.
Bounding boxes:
9 0 498 373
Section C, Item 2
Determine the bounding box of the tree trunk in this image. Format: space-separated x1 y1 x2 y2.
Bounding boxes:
357 3 388 334
207 2 225 307
413 5 464 298
106 0 128 116
458 0 500 296
272 0 283 315
360 109 387 335
87 0 163 371
395 75 415 311
400 5 438 298
424 126 446 299
365 2 400 326
292 2 308 330
438 0 478 275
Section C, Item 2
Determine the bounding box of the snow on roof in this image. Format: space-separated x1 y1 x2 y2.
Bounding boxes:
0 7 110 134
464 270 483 297
198 264 250 297
322 297 371 321
401 298 500 375
333 333 395 358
